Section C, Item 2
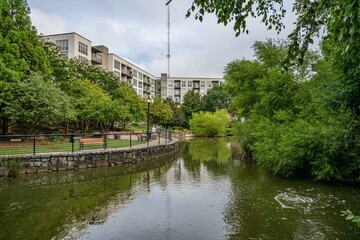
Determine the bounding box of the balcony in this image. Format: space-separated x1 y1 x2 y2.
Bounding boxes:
143 87 151 93
121 70 133 77
91 53 102 65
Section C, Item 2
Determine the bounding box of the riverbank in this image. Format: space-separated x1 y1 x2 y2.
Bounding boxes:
0 138 178 176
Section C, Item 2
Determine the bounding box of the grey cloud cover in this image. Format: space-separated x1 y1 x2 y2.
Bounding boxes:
27 0 296 77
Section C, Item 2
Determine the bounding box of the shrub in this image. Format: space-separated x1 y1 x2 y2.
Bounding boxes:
189 109 230 137
3 158 21 179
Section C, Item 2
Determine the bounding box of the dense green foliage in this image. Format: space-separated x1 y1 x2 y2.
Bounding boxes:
149 97 173 126
181 87 231 128
186 1 360 183
224 39 360 183
189 109 230 137
0 0 150 134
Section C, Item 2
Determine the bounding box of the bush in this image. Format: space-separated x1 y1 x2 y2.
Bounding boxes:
3 158 21 179
189 109 230 137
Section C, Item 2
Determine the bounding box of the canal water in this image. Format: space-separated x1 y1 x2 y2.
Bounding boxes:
0 138 360 239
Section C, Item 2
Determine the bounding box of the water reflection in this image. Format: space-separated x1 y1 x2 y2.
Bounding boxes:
1 138 360 240
0 157 175 240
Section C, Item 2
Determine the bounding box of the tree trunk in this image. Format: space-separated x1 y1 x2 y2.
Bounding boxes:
2 118 9 135
64 121 69 134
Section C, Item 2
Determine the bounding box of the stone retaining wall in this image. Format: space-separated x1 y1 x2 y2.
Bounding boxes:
0 140 178 175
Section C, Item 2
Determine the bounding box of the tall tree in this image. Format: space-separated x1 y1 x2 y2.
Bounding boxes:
149 97 173 126
201 85 231 113
4 74 75 135
181 90 203 127
0 0 51 134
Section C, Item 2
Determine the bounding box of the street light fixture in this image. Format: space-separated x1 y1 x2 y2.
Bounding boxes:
146 96 151 146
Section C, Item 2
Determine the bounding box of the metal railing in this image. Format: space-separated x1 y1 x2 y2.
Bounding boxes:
0 131 172 156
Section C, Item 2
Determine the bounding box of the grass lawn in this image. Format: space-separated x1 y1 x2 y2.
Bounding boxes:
0 139 144 156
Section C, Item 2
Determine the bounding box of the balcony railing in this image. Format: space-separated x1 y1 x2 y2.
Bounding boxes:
91 53 102 64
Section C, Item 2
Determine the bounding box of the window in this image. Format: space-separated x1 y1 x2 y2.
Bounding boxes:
168 80 173 87
139 73 143 80
114 60 120 70
169 89 173 95
201 81 205 88
78 42 88 55
139 82 143 89
182 81 186 87
208 81 212 88
55 40 68 52
188 81 192 87
133 70 138 78
133 79 137 87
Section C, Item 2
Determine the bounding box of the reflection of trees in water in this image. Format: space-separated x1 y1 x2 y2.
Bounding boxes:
0 156 176 240
180 138 232 176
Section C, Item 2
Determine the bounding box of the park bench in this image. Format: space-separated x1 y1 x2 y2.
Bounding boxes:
133 130 147 142
79 137 104 149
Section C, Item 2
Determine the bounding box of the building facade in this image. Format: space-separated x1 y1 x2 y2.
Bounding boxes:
45 32 225 102
155 73 225 104
45 32 155 99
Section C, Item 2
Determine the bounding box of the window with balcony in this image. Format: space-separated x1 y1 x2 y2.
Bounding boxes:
78 42 88 55
55 40 68 52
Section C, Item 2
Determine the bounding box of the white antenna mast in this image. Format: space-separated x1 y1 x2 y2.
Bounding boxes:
165 0 172 77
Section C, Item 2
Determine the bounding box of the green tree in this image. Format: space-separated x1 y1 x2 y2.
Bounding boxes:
189 109 230 137
71 79 115 133
150 97 173 126
163 98 186 128
0 0 51 134
223 60 262 117
112 83 145 129
181 90 202 126
4 74 75 135
201 85 231 113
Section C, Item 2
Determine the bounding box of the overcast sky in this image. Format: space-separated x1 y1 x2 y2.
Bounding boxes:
27 0 296 78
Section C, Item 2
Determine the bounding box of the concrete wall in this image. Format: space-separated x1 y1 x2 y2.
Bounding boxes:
0 140 178 176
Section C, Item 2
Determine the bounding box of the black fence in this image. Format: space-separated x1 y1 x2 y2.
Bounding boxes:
0 131 172 156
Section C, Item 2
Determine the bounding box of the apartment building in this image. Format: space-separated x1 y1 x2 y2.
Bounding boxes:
45 32 155 98
155 73 225 104
45 32 225 102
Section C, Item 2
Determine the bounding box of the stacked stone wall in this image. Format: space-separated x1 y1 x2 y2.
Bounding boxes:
0 140 178 175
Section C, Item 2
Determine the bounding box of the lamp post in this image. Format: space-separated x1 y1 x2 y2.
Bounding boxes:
146 96 151 146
